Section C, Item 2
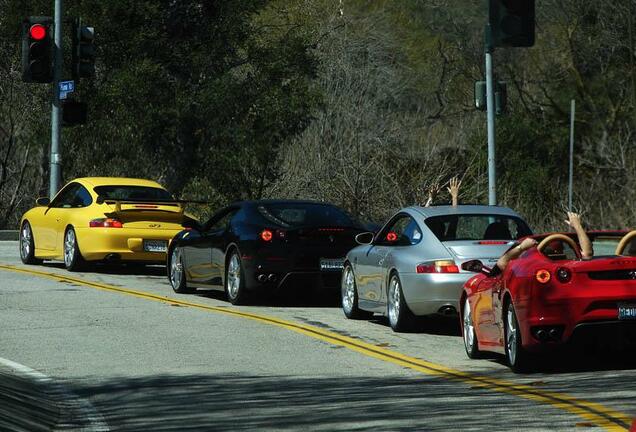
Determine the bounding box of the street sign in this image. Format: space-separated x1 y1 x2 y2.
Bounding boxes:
59 80 75 100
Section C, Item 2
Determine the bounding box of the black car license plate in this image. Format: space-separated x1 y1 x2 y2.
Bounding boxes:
320 258 344 271
618 303 636 320
143 240 167 253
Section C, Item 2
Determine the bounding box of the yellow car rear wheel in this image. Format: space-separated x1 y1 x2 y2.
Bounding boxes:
63 227 86 272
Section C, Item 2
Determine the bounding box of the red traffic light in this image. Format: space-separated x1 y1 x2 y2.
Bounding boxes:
29 24 47 40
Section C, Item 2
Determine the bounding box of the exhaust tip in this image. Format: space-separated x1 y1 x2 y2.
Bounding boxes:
104 253 121 261
548 328 561 341
267 273 277 282
257 274 267 283
438 306 457 316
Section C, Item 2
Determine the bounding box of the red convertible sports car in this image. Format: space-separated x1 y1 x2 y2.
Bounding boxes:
460 230 636 372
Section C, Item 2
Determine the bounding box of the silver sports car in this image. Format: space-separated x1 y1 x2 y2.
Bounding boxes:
341 205 532 331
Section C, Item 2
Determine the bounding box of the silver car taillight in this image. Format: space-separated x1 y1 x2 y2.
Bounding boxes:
416 260 459 274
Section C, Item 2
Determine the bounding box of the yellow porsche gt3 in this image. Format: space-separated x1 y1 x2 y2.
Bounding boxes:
19 177 196 271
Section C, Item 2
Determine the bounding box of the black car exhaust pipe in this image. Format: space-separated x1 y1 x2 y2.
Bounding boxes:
268 273 277 283
535 329 548 341
257 274 267 283
104 253 121 261
548 328 560 341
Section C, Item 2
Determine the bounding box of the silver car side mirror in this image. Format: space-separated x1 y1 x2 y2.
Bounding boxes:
355 232 374 245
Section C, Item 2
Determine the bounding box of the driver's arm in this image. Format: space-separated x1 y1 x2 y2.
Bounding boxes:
495 238 538 272
565 212 593 259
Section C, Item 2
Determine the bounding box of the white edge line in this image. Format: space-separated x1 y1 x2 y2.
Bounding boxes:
0 357 109 431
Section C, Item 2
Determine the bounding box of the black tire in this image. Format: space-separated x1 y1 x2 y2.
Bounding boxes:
168 247 194 293
63 227 85 271
341 264 373 320
462 296 483 359
387 273 415 332
504 301 533 373
225 250 248 305
20 221 42 265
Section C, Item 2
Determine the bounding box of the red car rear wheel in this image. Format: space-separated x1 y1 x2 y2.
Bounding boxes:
505 301 533 373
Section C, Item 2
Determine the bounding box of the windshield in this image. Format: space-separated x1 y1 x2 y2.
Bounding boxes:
256 203 357 228
94 185 173 201
425 214 532 241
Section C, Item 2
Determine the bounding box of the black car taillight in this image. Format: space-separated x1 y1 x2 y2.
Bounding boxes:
260 229 273 242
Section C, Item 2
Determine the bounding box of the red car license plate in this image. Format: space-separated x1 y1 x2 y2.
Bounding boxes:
618 304 636 320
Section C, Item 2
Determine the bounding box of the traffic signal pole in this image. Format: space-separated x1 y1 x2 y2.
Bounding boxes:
49 0 62 199
485 24 497 206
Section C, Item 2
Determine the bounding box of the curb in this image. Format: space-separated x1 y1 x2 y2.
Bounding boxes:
0 231 18 241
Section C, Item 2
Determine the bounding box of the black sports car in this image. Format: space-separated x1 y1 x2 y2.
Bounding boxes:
167 200 366 304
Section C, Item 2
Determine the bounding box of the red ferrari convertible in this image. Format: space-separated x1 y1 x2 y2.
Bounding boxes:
460 230 636 372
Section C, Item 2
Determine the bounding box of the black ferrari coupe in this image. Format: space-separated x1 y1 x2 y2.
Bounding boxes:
167 200 366 304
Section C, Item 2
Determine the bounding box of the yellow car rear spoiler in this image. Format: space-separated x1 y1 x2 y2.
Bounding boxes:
96 196 210 214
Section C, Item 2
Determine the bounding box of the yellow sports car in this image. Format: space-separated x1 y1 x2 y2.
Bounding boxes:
19 177 196 271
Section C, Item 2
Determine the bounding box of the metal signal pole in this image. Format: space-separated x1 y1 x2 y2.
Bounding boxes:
485 24 497 205
49 0 62 199
568 99 575 211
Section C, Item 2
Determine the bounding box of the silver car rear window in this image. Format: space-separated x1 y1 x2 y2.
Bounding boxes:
424 214 531 241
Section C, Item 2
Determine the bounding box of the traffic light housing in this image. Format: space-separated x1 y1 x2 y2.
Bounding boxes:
21 17 53 83
474 81 507 115
62 99 87 127
489 0 535 48
72 19 95 79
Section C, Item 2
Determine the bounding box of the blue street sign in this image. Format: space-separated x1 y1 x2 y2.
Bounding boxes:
59 80 75 92
59 80 75 100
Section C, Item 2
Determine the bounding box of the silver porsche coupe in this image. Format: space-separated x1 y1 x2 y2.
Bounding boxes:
341 205 532 331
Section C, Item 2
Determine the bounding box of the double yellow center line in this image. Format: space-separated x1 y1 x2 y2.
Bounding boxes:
1 263 633 431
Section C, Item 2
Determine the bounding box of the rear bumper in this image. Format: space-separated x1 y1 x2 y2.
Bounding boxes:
399 272 472 316
521 298 636 351
75 227 181 262
241 256 343 292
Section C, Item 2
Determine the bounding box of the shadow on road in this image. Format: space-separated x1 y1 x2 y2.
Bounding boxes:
41 261 167 277
63 373 634 431
365 315 462 337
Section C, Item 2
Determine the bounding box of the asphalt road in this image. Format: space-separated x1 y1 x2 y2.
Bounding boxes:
1 241 635 431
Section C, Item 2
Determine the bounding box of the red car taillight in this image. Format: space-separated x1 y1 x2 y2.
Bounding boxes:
416 260 459 274
89 218 123 228
535 269 551 284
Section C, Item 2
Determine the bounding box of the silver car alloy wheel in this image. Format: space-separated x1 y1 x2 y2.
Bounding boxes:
506 305 518 365
64 229 75 267
170 248 183 289
20 223 31 259
227 254 241 299
388 277 400 327
463 298 475 353
342 267 355 314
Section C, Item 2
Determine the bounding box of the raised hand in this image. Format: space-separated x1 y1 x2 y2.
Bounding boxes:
447 176 461 207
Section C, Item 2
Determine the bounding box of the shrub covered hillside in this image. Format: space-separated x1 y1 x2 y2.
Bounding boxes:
1 0 635 232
